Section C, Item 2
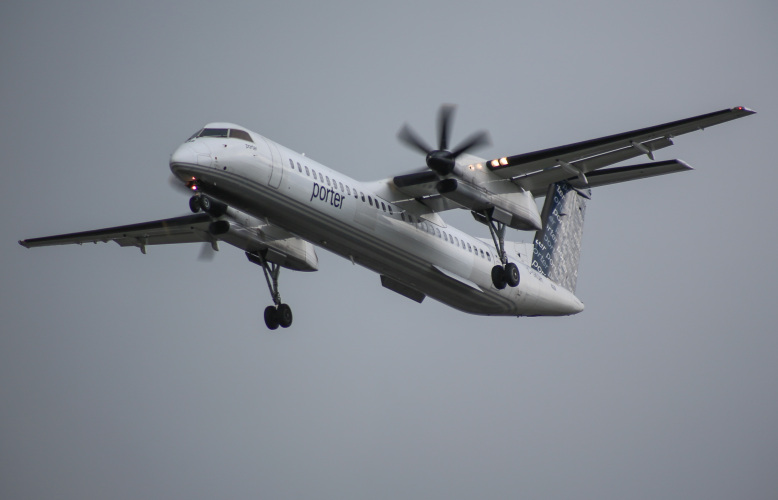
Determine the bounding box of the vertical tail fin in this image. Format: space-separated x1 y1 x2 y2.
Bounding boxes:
531 182 590 293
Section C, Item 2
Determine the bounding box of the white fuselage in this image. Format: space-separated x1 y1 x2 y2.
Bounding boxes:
170 124 584 317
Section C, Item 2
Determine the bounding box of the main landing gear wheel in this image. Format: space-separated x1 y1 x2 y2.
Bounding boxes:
263 304 292 330
264 305 280 330
491 265 507 290
505 262 520 287
277 304 293 328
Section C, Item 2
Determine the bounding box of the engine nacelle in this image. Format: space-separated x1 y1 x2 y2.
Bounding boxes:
436 178 542 231
210 215 318 272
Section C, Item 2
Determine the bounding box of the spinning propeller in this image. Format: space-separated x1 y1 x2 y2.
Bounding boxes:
168 174 218 261
397 104 490 176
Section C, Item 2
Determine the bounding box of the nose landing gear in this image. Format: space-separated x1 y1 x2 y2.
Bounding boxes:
189 194 227 216
246 251 293 330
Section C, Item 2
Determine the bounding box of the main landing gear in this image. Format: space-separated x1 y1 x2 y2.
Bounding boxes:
483 212 520 290
246 251 293 330
187 194 294 330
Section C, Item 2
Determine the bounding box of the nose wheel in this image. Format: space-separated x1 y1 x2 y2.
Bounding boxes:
247 251 294 330
189 194 227 216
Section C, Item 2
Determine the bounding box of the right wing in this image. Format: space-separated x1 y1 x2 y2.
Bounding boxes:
19 214 217 254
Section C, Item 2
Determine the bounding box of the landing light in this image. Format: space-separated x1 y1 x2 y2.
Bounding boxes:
499 157 508 166
491 159 500 167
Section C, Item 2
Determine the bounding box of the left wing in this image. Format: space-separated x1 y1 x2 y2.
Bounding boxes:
386 106 754 212
19 214 217 254
488 106 755 190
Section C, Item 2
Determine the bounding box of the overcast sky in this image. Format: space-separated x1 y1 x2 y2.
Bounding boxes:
2 1 777 499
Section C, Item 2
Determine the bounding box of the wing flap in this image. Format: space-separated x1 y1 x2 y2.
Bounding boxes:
567 160 693 190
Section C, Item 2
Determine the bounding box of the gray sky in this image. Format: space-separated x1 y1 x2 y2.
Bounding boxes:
2 1 777 499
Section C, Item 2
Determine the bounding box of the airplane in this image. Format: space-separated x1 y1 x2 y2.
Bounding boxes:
19 105 755 329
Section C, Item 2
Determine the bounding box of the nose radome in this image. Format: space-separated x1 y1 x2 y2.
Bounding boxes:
170 143 198 168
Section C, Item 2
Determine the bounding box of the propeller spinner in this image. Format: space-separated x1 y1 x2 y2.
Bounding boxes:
397 104 490 176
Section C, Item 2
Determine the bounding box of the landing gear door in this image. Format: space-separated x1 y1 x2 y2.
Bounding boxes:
263 139 283 189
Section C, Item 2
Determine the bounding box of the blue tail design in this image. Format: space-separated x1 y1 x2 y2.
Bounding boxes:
532 182 590 293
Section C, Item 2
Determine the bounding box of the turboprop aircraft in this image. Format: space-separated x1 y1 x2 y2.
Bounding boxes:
19 105 754 329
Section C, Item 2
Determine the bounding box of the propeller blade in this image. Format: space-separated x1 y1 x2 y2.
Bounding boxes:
437 104 455 151
397 124 433 155
450 130 491 158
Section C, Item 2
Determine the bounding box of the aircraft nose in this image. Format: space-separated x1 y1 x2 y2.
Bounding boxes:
170 143 198 168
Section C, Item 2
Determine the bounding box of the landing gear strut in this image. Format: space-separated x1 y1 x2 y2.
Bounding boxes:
246 251 293 330
482 211 520 290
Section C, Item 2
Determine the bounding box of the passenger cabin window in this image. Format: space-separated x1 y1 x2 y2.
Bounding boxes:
305 166 310 176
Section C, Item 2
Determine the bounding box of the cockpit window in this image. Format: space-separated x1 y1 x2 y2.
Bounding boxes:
187 129 203 141
193 128 254 142
199 128 229 138
229 129 253 142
